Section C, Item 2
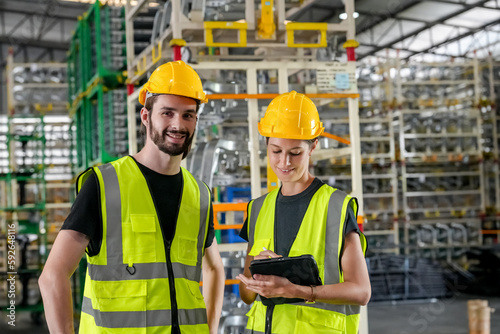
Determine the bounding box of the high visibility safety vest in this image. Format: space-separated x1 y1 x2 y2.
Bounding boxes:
245 185 367 334
76 156 211 334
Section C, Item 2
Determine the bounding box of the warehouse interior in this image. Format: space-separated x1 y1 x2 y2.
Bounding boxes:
0 0 500 333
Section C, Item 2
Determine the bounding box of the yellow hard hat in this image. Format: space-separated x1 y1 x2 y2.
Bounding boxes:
138 60 207 105
258 91 324 140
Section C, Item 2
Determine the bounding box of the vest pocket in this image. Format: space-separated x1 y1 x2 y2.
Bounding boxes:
93 280 147 332
127 214 157 262
177 236 198 266
187 280 205 301
244 303 257 331
245 302 266 333
294 306 345 334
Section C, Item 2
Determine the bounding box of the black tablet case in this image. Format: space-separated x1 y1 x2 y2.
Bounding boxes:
249 254 322 306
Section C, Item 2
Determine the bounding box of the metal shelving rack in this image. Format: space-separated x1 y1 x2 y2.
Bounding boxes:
481 57 500 245
1 54 47 322
0 50 73 324
68 1 128 173
356 59 399 254
314 112 398 253
396 59 485 260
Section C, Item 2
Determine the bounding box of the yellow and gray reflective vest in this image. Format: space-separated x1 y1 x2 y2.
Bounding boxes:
245 185 367 334
76 156 211 334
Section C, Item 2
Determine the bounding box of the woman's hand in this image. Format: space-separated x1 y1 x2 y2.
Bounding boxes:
254 249 282 260
236 273 296 299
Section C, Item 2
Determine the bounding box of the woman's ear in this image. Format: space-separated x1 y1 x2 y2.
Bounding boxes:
309 139 319 156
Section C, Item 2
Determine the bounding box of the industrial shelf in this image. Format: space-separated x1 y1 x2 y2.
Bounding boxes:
2 53 74 320
402 217 482 261
396 60 477 112
68 2 129 170
483 59 500 215
85 1 127 87
326 62 399 254
87 85 128 166
391 58 488 256
67 19 86 106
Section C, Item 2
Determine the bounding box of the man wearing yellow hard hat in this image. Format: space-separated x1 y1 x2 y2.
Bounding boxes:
40 61 225 334
237 91 371 334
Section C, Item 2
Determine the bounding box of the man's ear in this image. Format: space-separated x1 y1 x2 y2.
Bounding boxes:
140 107 149 127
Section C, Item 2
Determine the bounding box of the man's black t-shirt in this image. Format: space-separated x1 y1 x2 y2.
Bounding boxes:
239 178 360 257
62 158 215 256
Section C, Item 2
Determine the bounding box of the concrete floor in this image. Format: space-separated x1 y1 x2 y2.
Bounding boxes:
1 294 498 333
368 294 500 334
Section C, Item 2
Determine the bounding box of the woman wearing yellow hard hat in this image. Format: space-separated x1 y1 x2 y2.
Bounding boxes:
237 91 371 334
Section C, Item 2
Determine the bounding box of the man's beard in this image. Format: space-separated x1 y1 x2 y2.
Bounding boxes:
149 121 194 157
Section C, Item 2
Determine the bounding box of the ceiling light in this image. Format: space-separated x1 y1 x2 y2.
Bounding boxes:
339 12 359 20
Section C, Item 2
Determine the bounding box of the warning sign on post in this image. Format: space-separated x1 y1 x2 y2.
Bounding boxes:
316 62 358 94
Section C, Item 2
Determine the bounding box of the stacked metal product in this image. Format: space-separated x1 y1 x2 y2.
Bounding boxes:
367 254 447 302
397 61 484 261
68 1 130 172
480 59 500 245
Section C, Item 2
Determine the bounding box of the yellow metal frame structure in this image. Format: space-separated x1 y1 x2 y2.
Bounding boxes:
286 22 328 48
204 21 248 48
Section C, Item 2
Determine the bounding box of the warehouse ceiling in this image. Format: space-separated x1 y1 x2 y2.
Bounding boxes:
0 0 499 64
353 0 500 61
0 0 89 64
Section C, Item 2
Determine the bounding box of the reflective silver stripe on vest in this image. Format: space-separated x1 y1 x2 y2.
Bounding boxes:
97 164 123 267
248 195 267 249
87 261 200 281
325 190 361 317
346 304 361 316
254 296 348 315
324 189 347 286
195 178 210 281
82 297 207 328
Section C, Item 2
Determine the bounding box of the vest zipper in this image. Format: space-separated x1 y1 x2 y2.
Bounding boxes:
265 305 274 334
140 164 183 334
165 241 180 334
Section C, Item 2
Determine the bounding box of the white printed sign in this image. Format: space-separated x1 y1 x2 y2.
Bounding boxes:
316 62 358 94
